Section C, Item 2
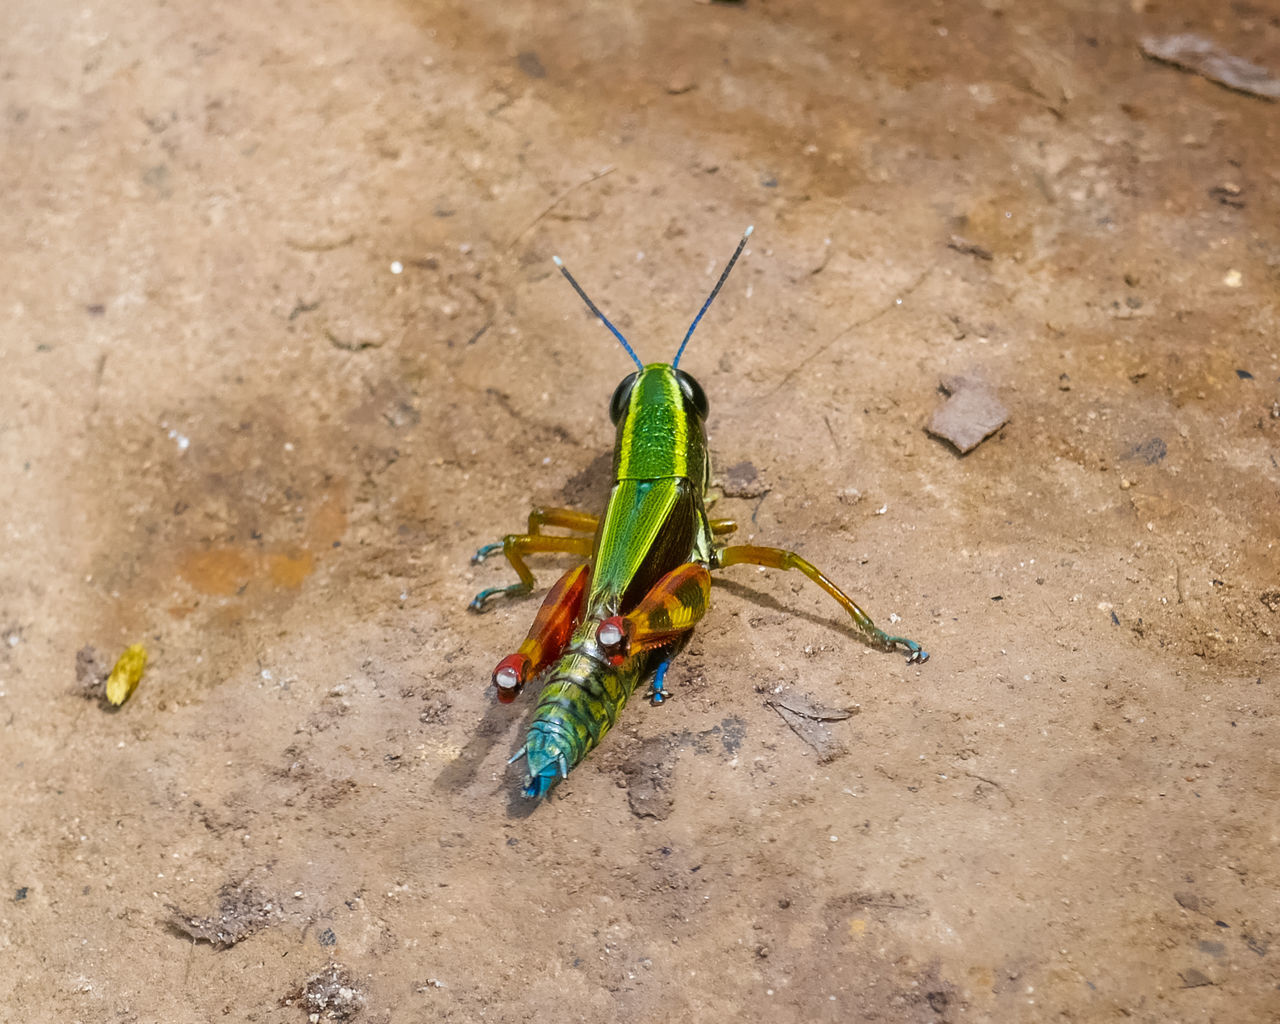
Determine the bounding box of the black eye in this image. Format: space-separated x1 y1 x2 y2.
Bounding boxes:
675 370 709 420
609 372 638 424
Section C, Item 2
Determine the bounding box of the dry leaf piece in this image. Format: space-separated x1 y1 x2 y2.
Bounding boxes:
106 643 147 705
767 689 856 763
169 881 279 949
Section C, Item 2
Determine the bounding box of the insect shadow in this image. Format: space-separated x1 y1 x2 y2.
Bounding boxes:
711 577 889 639
434 574 903 805
428 682 553 818
430 695 515 791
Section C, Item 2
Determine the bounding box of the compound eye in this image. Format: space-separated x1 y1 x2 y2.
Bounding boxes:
675 370 709 420
609 372 638 424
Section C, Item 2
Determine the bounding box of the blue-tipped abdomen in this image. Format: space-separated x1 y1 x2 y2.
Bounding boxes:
509 622 648 798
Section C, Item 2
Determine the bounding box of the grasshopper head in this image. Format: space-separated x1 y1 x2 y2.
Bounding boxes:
609 364 710 485
609 365 708 426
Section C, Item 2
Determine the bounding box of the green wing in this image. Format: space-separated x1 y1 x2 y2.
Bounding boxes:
589 478 700 616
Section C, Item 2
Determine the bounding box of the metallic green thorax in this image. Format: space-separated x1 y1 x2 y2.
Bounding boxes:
589 364 714 618
613 364 708 484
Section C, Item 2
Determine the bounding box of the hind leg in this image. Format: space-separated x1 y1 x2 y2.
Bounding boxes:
489 563 590 702
594 562 713 657
714 544 928 663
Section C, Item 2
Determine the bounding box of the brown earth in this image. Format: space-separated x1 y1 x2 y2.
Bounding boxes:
2 0 1278 1021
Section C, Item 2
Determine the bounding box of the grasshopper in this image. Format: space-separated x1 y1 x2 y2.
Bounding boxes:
470 227 928 798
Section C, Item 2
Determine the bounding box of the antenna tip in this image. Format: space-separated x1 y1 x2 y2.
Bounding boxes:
744 225 754 237
552 255 564 267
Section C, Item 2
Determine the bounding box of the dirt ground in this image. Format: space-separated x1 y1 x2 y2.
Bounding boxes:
2 0 1278 1020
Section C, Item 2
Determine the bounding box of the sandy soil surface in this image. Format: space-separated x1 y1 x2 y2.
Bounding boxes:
3 1 1278 1020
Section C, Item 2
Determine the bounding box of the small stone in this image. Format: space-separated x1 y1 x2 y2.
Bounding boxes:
721 461 769 498
946 235 994 260
665 71 696 95
516 51 546 79
926 375 1009 454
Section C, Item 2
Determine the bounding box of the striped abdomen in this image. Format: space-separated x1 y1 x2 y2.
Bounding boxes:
516 620 650 798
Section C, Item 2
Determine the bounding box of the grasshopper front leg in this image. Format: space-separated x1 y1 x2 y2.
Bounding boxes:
715 545 929 663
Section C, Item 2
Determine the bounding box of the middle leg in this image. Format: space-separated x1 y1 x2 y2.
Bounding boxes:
469 533 594 611
473 506 600 564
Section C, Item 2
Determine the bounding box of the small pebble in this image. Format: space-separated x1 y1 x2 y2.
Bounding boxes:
665 71 696 95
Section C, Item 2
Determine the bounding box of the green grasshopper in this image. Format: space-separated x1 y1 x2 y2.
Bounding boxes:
470 227 928 798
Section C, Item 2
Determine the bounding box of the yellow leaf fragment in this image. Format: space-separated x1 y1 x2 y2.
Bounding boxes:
106 643 147 705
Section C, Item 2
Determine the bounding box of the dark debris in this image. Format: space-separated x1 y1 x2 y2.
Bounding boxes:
946 234 994 261
298 962 365 1021
168 880 281 950
720 460 770 499
1126 437 1168 465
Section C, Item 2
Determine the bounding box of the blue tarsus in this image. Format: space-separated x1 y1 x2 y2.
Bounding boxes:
886 637 929 664
647 659 671 705
469 581 529 611
469 542 530 609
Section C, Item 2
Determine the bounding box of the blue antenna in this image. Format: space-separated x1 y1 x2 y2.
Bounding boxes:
672 225 753 369
552 255 645 372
